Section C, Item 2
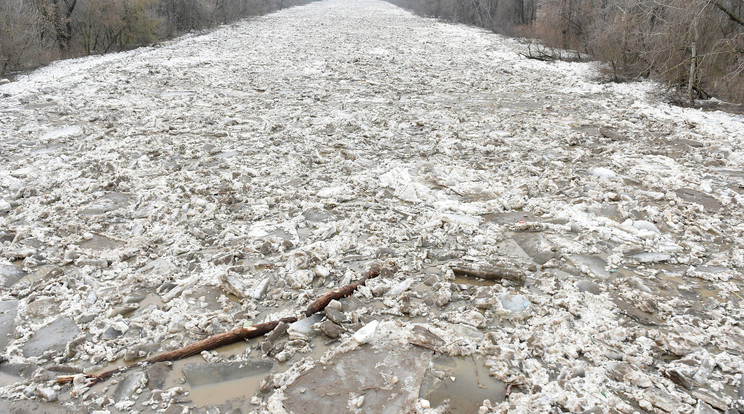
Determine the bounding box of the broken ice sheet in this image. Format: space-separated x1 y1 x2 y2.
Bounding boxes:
569 254 612 279
0 263 26 288
0 300 19 350
2 0 744 412
630 252 672 264
80 192 130 216
21 317 79 358
41 125 82 141
283 344 431 414
113 371 146 401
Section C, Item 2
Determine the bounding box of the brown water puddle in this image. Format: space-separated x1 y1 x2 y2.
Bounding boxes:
454 275 498 287
658 272 723 303
284 343 431 413
420 355 506 411
166 353 271 411
84 312 502 413
163 325 338 410
89 341 274 412
139 293 165 309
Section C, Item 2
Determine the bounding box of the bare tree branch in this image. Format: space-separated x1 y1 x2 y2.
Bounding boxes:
712 0 744 27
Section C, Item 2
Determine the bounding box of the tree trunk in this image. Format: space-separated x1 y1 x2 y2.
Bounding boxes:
688 5 701 106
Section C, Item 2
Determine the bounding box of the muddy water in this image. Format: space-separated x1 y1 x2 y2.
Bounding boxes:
187 373 264 409
167 356 271 411
81 313 345 412
138 293 165 309
420 355 506 411
0 371 21 388
168 331 338 410
454 275 498 287
658 272 723 302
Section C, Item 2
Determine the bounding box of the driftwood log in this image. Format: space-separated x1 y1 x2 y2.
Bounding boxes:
57 265 381 386
450 265 524 284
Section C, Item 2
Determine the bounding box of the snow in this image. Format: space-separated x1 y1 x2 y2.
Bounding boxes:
0 0 743 412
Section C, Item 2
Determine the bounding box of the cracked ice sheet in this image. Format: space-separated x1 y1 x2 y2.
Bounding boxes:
1 0 744 413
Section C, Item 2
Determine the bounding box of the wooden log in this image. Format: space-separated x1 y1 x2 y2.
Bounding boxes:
57 265 381 386
450 265 524 284
303 266 379 316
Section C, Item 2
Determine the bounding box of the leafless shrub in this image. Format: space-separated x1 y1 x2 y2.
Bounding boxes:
0 0 317 76
518 39 578 61
389 0 744 105
388 0 538 34
0 0 56 74
74 0 160 55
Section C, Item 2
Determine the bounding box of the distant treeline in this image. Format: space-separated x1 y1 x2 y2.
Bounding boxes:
388 0 744 105
0 0 313 75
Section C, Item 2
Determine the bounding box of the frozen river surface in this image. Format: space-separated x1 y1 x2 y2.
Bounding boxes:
1 0 744 412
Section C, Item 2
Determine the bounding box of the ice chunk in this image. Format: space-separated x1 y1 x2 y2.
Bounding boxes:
0 300 19 349
353 320 379 344
22 317 80 357
387 279 414 296
441 213 481 227
576 280 601 295
36 386 58 402
316 185 350 199
145 362 171 390
302 207 336 223
632 220 660 234
41 126 82 140
288 314 323 339
221 274 248 298
324 307 348 324
398 183 420 202
139 258 176 276
500 294 530 312
0 264 26 288
590 167 617 179
252 278 271 299
314 265 331 278
287 269 315 289
81 192 130 216
631 252 671 263
658 243 683 253
379 168 429 203
570 255 611 279
283 343 431 414
113 372 147 401
321 320 344 338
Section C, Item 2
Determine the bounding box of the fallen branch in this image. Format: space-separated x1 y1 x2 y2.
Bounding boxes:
433 180 463 197
58 265 381 386
450 265 525 284
471 355 487 389
408 341 441 354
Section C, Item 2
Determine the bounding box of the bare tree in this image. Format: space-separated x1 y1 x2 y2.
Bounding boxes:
388 0 744 103
33 0 78 53
0 0 54 73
